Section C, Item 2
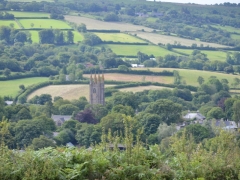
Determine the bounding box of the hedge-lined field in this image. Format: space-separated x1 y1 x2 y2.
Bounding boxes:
72 31 84 43
94 33 146 43
212 25 240 34
98 44 176 57
2 11 50 17
173 49 228 62
27 84 115 101
84 73 174 84
133 67 238 86
0 20 19 28
19 19 71 29
231 34 240 40
29 30 40 43
0 77 48 97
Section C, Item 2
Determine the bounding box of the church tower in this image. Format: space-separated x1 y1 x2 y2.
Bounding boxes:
89 73 105 105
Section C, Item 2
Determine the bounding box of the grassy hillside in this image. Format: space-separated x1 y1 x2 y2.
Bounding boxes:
0 20 19 28
0 77 48 97
19 19 71 29
98 44 176 57
94 33 146 43
133 68 239 87
173 49 228 62
2 11 49 17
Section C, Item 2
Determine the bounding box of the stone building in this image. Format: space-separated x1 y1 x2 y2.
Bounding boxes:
89 73 105 105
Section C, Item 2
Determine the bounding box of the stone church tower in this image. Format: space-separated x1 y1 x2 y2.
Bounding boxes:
89 73 105 105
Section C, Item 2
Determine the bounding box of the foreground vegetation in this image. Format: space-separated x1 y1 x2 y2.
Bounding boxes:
0 119 240 180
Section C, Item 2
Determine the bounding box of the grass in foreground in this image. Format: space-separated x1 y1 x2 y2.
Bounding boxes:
98 44 177 57
0 20 19 28
133 67 238 87
2 11 49 17
94 33 146 43
19 19 71 29
0 77 48 97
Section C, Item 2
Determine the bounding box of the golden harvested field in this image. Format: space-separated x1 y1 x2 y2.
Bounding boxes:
132 32 229 48
27 84 114 101
64 16 154 32
83 73 173 84
120 85 172 93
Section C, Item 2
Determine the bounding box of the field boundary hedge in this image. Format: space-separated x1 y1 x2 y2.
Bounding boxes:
16 17 49 19
0 73 40 81
83 69 174 76
87 29 120 33
21 28 74 30
102 41 149 45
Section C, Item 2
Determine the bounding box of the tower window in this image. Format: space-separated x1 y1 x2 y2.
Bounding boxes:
93 88 96 93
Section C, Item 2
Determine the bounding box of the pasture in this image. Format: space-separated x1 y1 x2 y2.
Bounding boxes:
173 49 227 62
98 44 176 57
0 77 48 97
94 33 146 43
3 11 49 18
29 30 39 43
72 31 84 43
133 68 238 87
64 15 154 32
212 25 240 34
0 20 19 28
231 34 240 40
83 73 173 84
132 32 229 48
19 19 71 29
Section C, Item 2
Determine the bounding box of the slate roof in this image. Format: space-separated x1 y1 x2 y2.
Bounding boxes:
215 120 237 130
51 115 72 126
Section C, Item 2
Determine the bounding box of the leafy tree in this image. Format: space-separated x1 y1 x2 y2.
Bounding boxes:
197 76 204 85
141 113 162 135
100 113 124 133
233 100 240 126
111 92 139 109
19 84 25 90
83 33 102 46
17 107 32 120
31 135 56 150
75 109 98 124
59 104 79 115
157 123 177 142
39 29 54 44
112 104 135 116
14 32 27 43
173 70 181 85
103 13 119 21
145 99 182 125
77 23 87 32
3 68 11 77
54 129 76 145
207 107 224 119
66 30 74 44
118 65 129 71
184 124 211 143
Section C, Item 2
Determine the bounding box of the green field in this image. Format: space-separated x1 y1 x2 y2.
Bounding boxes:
95 33 146 43
99 44 176 57
173 49 227 62
72 31 84 43
2 11 49 18
0 77 48 97
146 17 158 22
28 31 39 43
212 25 240 34
19 19 71 29
231 34 240 40
0 20 19 28
133 67 239 87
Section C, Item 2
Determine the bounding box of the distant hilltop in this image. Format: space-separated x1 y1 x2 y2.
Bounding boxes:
146 0 240 5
